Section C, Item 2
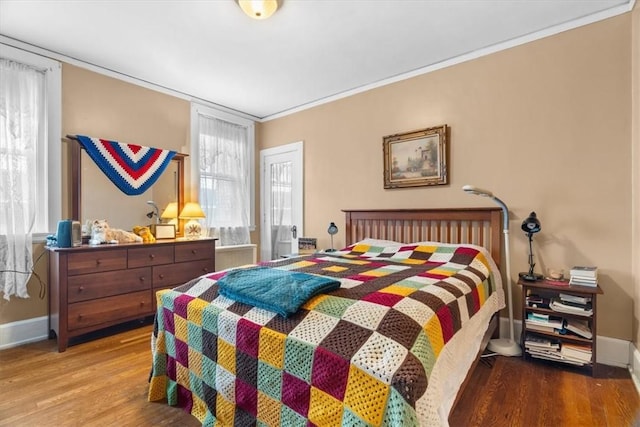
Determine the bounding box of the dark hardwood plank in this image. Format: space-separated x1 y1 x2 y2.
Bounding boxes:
1 322 638 426
450 355 640 427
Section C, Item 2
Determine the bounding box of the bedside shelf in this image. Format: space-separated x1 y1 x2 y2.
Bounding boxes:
519 278 603 376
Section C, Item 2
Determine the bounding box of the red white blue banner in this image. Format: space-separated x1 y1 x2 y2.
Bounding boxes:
76 135 177 196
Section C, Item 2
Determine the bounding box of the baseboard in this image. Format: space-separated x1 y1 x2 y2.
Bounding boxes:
0 316 48 350
631 344 640 396
503 317 630 368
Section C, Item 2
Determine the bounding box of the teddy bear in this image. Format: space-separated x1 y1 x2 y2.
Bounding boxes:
133 225 156 244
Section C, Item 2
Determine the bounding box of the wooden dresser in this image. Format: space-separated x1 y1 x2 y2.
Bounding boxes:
48 238 216 352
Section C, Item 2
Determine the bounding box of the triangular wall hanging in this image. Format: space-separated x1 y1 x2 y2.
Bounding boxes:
75 135 177 196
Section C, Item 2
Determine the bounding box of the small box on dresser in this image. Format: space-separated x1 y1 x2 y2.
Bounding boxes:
519 278 603 376
48 238 216 352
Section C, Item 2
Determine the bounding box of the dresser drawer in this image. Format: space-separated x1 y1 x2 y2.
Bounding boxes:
128 245 174 268
67 249 128 276
67 290 152 331
175 241 214 263
153 258 215 288
67 267 152 303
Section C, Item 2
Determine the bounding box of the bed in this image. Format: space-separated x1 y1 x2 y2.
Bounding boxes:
148 208 505 426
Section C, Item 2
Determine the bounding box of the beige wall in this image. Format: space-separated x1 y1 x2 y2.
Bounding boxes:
1 13 636 344
632 2 640 347
260 14 634 340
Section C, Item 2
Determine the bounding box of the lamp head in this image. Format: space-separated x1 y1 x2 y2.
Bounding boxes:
327 222 338 235
521 212 541 234
462 185 494 197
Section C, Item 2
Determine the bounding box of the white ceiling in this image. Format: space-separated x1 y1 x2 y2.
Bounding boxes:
0 0 633 121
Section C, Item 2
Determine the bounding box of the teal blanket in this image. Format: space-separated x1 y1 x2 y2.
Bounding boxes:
216 266 340 317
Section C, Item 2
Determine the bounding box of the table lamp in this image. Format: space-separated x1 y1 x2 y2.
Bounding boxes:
160 202 178 225
327 222 338 252
519 212 544 281
179 202 206 239
463 185 522 357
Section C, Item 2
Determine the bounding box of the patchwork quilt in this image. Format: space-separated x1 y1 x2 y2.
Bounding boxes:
148 242 505 426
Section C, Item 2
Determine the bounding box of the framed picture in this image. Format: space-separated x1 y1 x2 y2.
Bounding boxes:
383 124 448 189
152 223 176 239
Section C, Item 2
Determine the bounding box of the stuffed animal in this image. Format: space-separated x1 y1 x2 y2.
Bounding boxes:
133 225 156 244
88 219 143 245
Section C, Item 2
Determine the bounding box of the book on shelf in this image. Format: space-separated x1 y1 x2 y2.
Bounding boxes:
524 334 560 349
543 278 570 287
298 237 317 255
560 343 592 363
525 321 561 334
565 318 593 339
569 276 598 287
526 294 551 309
569 266 598 279
550 298 593 316
531 353 587 366
559 293 591 305
526 313 564 328
557 299 592 310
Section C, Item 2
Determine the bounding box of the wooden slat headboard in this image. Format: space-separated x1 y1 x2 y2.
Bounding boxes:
343 208 503 266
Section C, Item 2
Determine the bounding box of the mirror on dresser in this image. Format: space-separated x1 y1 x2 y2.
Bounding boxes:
68 136 186 236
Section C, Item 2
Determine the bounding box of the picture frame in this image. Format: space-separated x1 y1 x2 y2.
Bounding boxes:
383 124 448 189
152 223 176 239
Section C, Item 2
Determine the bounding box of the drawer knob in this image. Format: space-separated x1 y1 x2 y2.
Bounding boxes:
96 259 101 265
149 254 155 259
159 274 165 279
140 301 145 307
78 286 84 292
139 276 145 282
191 249 197 254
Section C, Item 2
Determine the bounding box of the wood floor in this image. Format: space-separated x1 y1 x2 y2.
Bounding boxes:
1 321 638 426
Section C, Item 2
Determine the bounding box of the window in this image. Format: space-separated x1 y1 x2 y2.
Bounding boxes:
0 44 60 299
190 104 255 245
0 44 61 236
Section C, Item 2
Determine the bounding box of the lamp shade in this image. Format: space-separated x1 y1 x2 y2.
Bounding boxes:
179 202 206 219
179 202 205 239
238 0 279 19
521 212 541 234
160 202 179 219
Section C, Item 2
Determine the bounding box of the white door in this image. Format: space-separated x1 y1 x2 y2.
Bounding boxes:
260 141 303 261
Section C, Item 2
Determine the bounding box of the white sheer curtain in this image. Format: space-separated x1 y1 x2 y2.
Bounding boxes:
198 114 251 246
0 59 44 300
270 161 292 259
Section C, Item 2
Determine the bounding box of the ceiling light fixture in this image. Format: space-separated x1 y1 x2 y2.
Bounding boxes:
237 0 279 20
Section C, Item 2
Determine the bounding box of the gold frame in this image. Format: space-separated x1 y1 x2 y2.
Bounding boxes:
383 124 448 189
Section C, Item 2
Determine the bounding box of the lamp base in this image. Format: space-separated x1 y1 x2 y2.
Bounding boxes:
519 272 544 281
487 338 522 357
184 219 202 239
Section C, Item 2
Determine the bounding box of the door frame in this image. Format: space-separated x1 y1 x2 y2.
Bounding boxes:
259 141 304 261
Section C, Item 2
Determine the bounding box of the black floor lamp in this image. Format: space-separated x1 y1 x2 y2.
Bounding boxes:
463 185 522 357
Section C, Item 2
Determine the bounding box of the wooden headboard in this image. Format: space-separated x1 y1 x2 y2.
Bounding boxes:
343 208 503 266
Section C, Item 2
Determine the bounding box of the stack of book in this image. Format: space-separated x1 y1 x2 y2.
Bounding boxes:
524 334 562 361
560 342 592 364
565 318 593 339
549 293 593 316
525 312 564 334
569 266 598 287
526 294 550 309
